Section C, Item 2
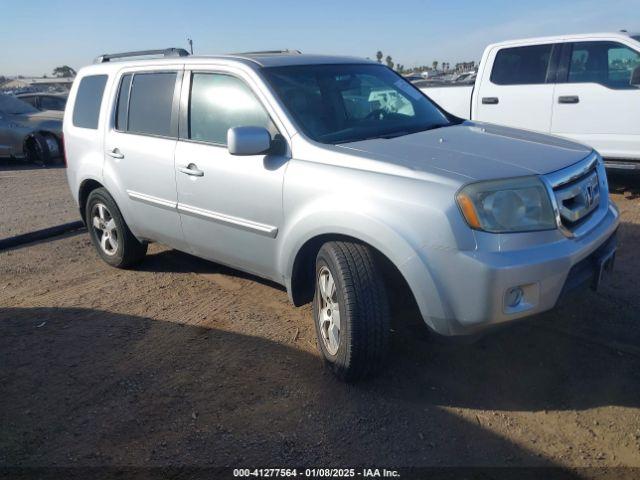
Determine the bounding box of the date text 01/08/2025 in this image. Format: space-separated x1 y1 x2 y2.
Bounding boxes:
232 468 401 478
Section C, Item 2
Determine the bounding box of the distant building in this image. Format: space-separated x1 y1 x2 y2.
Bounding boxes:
1 77 74 93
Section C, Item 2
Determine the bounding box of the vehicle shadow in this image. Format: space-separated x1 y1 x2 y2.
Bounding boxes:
609 173 640 198
138 248 287 293
135 220 640 414
0 158 64 172
374 219 640 412
1 306 566 470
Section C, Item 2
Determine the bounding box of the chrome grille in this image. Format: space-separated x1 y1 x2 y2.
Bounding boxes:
554 169 600 225
543 153 605 237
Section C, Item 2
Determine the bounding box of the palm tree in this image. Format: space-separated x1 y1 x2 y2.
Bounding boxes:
376 51 383 63
385 55 394 69
432 61 438 71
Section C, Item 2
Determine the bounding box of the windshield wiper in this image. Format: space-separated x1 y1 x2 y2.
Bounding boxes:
334 123 453 144
356 125 448 142
379 131 411 139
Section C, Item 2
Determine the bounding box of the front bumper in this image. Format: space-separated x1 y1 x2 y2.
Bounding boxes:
410 201 620 336
604 159 640 173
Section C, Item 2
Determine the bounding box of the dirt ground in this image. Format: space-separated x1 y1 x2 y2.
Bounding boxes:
0 161 77 238
0 165 639 472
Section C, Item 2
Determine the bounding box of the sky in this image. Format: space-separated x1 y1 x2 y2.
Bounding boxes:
2 0 639 77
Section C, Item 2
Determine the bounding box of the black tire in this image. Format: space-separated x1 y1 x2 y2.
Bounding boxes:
85 188 147 268
24 134 50 166
42 133 63 165
313 241 391 382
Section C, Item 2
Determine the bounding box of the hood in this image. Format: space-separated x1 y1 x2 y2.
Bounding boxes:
21 110 64 122
13 110 63 134
333 121 592 182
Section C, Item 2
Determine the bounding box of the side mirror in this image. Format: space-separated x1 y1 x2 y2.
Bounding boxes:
631 65 640 87
227 126 271 156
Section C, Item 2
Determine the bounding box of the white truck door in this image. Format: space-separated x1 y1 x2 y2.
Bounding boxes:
474 43 558 132
551 40 640 162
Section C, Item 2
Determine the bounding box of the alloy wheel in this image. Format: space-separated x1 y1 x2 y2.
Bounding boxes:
91 203 118 256
317 265 341 355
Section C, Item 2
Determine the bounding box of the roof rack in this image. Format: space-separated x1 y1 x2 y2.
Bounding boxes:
94 48 190 64
234 49 302 55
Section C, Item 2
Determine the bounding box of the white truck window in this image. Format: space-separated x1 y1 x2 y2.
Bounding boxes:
568 41 640 89
490 44 553 85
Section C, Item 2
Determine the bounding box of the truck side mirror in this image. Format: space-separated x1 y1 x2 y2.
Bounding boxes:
631 66 640 87
227 126 272 156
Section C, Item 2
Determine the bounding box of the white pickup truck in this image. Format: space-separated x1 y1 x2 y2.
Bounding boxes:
422 31 640 172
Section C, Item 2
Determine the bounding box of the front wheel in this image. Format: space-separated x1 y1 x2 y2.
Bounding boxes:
313 241 391 382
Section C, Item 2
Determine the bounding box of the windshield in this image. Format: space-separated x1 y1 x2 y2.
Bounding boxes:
0 93 39 115
262 64 455 144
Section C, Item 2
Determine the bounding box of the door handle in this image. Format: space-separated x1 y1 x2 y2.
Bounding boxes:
558 95 579 104
482 97 499 105
178 163 204 177
106 148 124 159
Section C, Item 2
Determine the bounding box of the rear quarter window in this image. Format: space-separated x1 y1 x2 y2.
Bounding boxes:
72 75 108 129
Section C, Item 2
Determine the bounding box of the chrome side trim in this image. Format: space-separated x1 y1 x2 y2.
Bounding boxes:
126 190 177 210
177 203 278 238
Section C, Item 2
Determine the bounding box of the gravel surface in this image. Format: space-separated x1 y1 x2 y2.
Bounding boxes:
0 161 77 238
0 169 639 470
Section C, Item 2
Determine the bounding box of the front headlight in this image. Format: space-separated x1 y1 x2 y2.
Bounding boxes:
456 176 556 233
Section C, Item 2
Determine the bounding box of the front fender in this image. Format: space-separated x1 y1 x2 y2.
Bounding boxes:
277 205 451 333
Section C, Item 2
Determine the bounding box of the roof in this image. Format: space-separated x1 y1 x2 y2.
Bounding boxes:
28 77 74 84
221 53 374 68
486 31 639 48
16 91 68 97
79 51 375 75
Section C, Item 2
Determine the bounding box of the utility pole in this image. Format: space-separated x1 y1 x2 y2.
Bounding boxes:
187 37 194 55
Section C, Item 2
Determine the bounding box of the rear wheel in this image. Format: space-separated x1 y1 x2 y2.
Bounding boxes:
85 188 147 268
24 133 61 166
24 134 49 166
313 241 391 382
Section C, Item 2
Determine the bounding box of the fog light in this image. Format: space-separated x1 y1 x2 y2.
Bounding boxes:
505 287 524 308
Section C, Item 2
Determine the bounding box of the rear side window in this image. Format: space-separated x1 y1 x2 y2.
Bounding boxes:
188 73 276 145
567 41 640 89
126 72 176 137
40 96 66 111
72 75 108 129
491 44 553 85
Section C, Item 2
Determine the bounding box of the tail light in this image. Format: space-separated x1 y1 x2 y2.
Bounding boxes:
61 133 67 167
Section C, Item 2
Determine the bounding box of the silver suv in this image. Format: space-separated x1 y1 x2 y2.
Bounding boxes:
64 48 620 381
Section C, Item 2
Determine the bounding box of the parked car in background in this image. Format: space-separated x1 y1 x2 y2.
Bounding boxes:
421 32 640 172
65 48 618 381
451 71 476 84
421 70 445 79
403 74 424 83
17 92 68 112
0 93 63 165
